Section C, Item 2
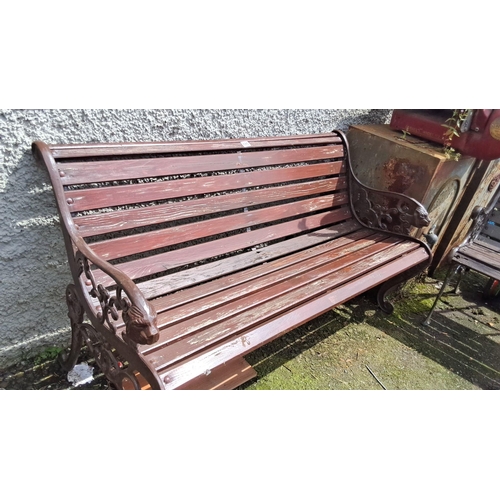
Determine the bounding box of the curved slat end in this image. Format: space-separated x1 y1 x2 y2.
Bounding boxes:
32 140 47 153
31 140 52 168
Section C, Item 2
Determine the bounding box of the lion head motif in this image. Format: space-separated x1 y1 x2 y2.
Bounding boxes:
413 206 431 229
122 302 160 346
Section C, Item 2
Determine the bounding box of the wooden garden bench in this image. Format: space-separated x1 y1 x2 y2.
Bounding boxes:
33 130 432 390
425 186 500 324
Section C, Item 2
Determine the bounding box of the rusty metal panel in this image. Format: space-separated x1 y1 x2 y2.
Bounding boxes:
347 124 476 253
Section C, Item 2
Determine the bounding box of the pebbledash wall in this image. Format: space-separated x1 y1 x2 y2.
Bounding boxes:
0 109 392 368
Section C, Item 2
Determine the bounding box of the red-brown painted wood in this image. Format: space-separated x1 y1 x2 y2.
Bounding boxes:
93 207 353 286
157 248 429 389
51 133 342 159
147 244 426 371
146 227 379 317
144 241 419 358
112 226 378 329
60 145 344 185
89 193 349 261
153 235 394 331
175 357 257 390
75 177 346 237
137 220 363 300
66 162 346 212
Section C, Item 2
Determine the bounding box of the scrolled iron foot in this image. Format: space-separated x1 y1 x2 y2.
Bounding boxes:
378 262 430 316
78 323 126 387
377 286 396 315
452 266 467 295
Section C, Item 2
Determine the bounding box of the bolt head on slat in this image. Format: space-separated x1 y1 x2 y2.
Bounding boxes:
59 171 65 177
67 198 74 205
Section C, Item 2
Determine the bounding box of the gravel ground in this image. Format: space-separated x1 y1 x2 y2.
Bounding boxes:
1 269 500 390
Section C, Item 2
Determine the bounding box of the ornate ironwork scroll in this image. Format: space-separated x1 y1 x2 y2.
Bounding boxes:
74 251 159 346
468 207 488 244
60 283 151 389
351 181 431 236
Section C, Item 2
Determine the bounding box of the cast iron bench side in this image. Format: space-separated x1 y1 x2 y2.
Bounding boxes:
33 130 432 390
424 186 500 325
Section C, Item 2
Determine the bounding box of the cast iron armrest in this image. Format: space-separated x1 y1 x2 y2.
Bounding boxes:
445 205 488 265
73 243 160 347
335 130 432 238
447 186 500 262
32 141 159 347
349 177 431 236
462 206 487 246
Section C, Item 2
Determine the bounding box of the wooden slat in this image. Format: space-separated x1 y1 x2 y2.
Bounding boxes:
457 245 500 272
93 207 352 286
454 253 500 281
146 227 379 317
66 162 346 212
51 133 342 159
60 145 344 185
137 220 363 300
75 177 346 237
158 248 430 389
111 226 378 330
481 222 500 242
89 193 349 260
149 239 409 352
152 234 393 331
463 242 500 262
475 235 500 253
146 243 424 370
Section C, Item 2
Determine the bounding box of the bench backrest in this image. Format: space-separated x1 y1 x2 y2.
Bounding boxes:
35 133 351 287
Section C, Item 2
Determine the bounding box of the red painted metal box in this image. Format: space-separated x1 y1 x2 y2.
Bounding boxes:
390 110 500 162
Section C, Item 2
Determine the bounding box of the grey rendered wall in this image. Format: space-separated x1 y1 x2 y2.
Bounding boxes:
0 109 392 368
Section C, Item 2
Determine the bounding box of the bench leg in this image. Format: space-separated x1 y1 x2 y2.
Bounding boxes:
422 264 462 326
452 266 467 295
377 261 429 314
58 284 163 390
58 284 85 372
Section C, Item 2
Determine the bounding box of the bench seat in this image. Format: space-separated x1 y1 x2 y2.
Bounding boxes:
144 229 427 389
